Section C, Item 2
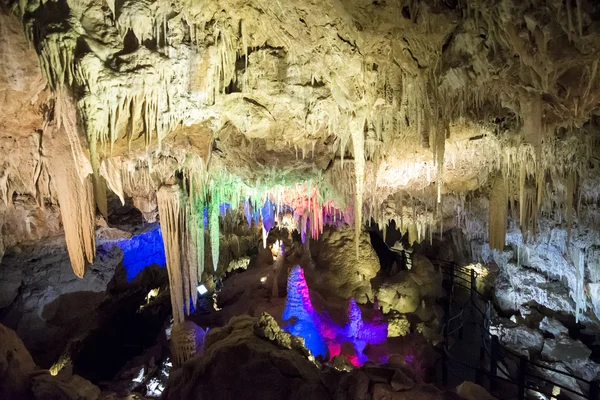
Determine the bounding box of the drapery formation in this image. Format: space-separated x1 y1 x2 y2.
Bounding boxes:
157 184 198 323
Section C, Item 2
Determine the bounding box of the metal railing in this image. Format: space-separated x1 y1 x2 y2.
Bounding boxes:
435 258 600 400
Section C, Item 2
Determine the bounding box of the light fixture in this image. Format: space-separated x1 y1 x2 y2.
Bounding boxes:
260 276 267 283
197 284 208 295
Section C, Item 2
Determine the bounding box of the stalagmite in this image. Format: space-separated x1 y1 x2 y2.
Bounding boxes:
170 320 205 367
489 175 508 251
157 185 197 324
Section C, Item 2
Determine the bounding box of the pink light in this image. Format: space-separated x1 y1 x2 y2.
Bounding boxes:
282 266 389 366
347 354 360 367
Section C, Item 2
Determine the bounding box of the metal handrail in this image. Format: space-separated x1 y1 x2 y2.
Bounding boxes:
436 259 598 400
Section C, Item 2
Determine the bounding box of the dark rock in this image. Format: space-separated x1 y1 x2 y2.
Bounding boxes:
364 365 394 383
0 323 36 399
164 314 332 400
31 372 101 400
390 369 415 391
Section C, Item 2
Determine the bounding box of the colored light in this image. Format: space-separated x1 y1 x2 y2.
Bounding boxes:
97 225 167 282
282 266 388 366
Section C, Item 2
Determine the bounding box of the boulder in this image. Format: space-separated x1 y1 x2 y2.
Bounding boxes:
164 314 331 400
371 382 445 400
390 369 415 391
494 263 576 318
409 255 443 299
491 320 545 357
388 317 411 337
539 317 569 338
374 272 421 314
31 373 101 400
0 323 36 399
542 337 591 364
0 240 121 366
308 226 380 303
455 381 497 400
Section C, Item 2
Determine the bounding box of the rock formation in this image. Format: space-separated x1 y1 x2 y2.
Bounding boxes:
3 0 600 396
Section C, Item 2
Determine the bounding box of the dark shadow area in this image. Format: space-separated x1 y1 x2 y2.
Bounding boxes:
72 263 170 383
367 221 402 274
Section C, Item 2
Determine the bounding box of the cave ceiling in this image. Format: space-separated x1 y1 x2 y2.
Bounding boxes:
2 0 600 266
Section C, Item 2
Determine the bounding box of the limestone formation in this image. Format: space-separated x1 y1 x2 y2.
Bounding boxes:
4 0 600 395
308 226 380 302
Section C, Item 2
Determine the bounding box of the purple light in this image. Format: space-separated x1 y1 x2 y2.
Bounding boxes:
282 266 388 366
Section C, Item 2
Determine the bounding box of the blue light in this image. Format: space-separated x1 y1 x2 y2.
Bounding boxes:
285 319 328 358
261 198 275 233
98 225 167 282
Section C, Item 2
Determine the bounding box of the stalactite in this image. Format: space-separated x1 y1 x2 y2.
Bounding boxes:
157 184 197 324
99 158 125 206
351 118 366 259
89 136 108 217
567 0 573 43
489 174 508 251
47 92 96 278
209 189 220 272
189 167 206 284
566 170 576 245
572 248 586 323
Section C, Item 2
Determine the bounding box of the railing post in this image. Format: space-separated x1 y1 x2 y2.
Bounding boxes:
485 300 492 331
490 335 499 391
476 342 485 385
590 380 600 400
450 263 455 287
518 355 527 400
442 348 448 386
470 269 477 303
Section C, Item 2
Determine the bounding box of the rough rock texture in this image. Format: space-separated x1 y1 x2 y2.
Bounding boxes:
309 226 380 302
0 237 120 366
0 12 56 262
374 273 422 314
166 313 452 400
0 226 169 369
372 254 442 315
0 323 36 399
31 372 101 400
0 322 149 400
490 319 545 357
494 261 578 321
164 314 331 400
539 316 569 338
455 382 497 400
1 0 600 333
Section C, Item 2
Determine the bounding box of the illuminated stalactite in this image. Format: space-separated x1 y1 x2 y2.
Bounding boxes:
157 185 197 323
47 90 96 278
209 191 220 272
489 174 508 251
566 170 576 245
351 118 365 260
